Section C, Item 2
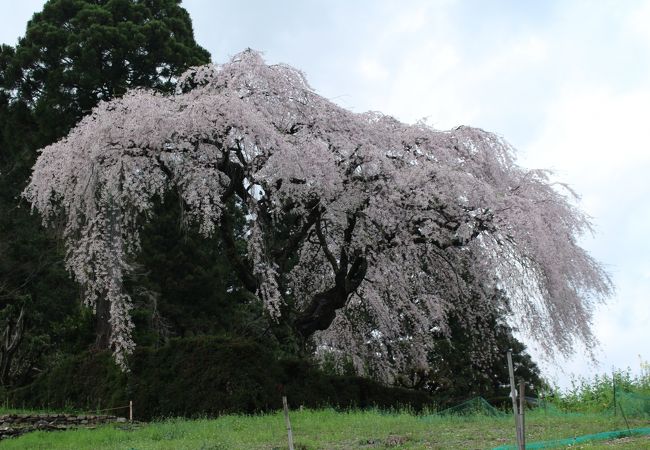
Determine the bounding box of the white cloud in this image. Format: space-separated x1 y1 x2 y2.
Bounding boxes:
357 58 389 82
523 86 650 177
626 0 650 45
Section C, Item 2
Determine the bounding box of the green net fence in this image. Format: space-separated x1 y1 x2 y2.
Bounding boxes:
493 427 650 450
438 397 506 416
419 391 650 448
618 390 650 417
437 396 505 417
490 389 650 449
419 396 506 422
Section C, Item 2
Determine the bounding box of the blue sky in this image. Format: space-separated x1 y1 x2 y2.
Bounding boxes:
2 0 649 388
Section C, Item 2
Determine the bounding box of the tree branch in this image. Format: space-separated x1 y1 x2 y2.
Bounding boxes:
294 210 368 339
315 218 338 273
271 198 322 269
219 208 259 293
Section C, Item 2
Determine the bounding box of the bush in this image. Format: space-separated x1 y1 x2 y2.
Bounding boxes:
550 365 650 413
279 358 433 411
129 336 282 418
6 336 434 419
7 351 127 412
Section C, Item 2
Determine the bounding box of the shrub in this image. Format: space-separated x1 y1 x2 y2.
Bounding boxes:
7 351 127 412
6 336 434 419
550 365 650 413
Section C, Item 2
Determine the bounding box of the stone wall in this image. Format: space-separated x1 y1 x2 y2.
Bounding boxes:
0 413 127 440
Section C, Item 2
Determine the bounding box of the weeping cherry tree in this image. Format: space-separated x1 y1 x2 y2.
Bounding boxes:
24 50 612 377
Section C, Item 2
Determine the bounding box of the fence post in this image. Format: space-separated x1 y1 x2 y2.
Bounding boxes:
613 372 616 416
519 382 526 449
129 400 133 422
507 350 522 450
282 396 295 450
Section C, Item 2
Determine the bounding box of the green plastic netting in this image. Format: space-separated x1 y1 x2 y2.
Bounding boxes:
492 426 650 449
434 396 505 417
531 390 650 418
423 392 650 448
618 390 650 417
491 390 650 449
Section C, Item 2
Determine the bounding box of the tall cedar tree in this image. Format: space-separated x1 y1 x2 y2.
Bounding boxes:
0 0 211 383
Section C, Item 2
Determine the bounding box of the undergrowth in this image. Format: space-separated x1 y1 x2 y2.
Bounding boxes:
548 361 650 413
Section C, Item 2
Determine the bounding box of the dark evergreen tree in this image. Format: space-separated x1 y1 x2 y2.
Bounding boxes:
425 319 544 407
0 0 211 384
2 0 210 142
130 192 266 348
396 298 545 408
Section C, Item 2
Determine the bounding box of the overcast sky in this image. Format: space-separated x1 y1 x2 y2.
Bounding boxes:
2 0 649 389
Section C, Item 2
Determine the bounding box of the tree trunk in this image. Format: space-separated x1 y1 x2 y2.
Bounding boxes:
94 295 111 350
0 306 25 386
294 287 347 339
294 256 368 340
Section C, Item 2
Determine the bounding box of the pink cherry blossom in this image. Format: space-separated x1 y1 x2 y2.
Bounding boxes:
24 50 611 376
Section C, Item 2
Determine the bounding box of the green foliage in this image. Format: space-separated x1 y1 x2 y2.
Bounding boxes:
129 336 282 418
1 0 210 141
129 193 263 347
278 358 433 412
396 302 545 409
6 336 434 420
548 365 650 414
7 351 127 411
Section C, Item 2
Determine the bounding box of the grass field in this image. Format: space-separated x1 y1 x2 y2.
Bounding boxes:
1 408 648 449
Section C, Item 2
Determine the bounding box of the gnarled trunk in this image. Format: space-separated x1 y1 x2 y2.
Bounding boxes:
294 256 368 339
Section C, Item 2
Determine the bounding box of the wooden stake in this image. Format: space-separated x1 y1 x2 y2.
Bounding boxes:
519 382 526 449
282 396 295 450
507 350 522 450
129 400 133 422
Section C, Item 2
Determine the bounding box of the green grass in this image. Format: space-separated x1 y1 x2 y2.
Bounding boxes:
1 408 648 449
575 435 650 449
